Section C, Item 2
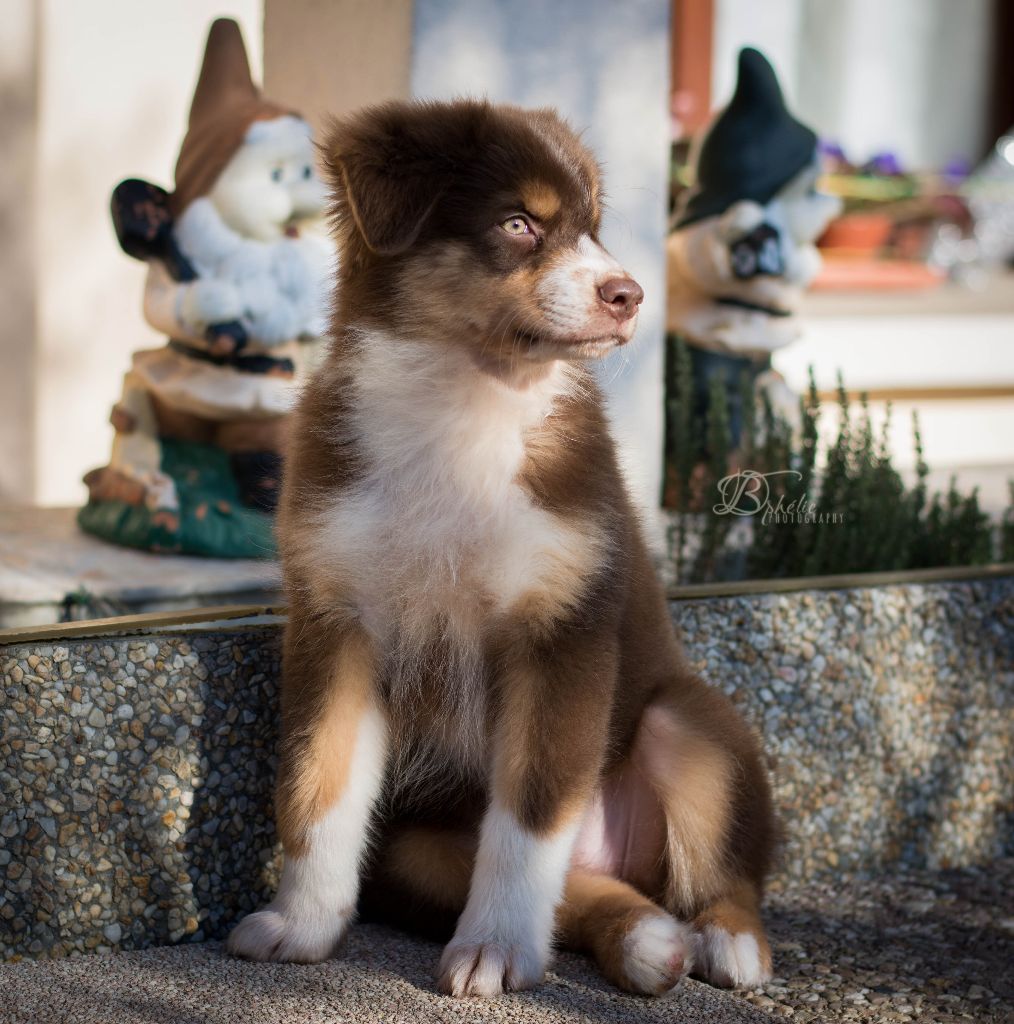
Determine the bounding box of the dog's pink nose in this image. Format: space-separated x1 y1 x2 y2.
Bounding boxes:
598 277 644 320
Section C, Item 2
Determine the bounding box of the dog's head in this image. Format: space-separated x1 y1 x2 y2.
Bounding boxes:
325 100 643 369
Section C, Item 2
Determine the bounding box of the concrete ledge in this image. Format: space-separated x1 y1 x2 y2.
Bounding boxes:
0 508 281 629
1 576 1011 960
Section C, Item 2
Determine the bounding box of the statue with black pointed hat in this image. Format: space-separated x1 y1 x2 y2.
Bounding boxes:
665 47 840 488
79 18 334 557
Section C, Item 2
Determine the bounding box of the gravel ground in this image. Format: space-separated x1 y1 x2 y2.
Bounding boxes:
0 927 768 1024
747 859 1014 1023
0 861 1009 1023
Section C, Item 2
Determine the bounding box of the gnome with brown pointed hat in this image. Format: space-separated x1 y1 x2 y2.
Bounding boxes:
80 18 333 557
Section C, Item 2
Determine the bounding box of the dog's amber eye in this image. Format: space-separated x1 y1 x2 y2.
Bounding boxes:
501 216 531 236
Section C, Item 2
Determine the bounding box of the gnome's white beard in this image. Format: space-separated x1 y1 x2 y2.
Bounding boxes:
174 197 335 347
667 184 839 356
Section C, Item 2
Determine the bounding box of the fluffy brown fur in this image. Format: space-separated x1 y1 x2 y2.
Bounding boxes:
226 99 776 998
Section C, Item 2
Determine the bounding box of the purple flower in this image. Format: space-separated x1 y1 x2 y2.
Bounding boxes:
866 152 903 176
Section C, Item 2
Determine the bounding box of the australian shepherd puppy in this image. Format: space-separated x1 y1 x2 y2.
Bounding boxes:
227 99 776 998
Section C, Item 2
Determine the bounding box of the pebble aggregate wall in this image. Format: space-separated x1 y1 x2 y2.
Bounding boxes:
672 579 1013 889
1 577 1011 959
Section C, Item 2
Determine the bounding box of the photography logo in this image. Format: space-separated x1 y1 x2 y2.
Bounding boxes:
713 470 845 525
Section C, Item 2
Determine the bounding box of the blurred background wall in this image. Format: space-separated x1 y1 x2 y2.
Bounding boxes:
0 1 37 503
713 0 996 169
0 0 264 509
0 0 1008 515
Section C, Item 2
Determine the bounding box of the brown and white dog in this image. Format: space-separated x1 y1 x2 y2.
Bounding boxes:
227 99 776 998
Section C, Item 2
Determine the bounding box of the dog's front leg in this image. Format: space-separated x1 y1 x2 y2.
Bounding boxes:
437 628 616 997
228 620 386 962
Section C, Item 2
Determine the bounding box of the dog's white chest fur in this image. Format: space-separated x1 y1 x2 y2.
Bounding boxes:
313 333 599 662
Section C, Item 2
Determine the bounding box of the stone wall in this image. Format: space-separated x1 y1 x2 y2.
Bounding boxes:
1 633 282 959
673 579 1013 886
1 577 1011 959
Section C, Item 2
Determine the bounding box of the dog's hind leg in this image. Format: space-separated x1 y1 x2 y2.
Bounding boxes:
379 826 474 915
227 616 388 963
630 696 775 989
557 871 693 996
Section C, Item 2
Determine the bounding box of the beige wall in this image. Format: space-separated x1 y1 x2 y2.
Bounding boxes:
0 1 38 503
0 0 412 509
263 0 412 133
1 0 264 507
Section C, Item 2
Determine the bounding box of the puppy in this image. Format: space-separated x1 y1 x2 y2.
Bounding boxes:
227 99 776 998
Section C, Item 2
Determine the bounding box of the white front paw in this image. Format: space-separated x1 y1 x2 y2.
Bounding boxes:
226 904 350 964
437 936 546 997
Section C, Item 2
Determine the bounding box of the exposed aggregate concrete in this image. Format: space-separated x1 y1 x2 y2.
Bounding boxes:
1 577 1011 969
673 578 1013 882
1 632 281 960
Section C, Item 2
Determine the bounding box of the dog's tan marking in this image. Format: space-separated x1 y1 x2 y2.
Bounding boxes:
521 181 562 221
275 629 375 856
494 659 608 834
386 827 475 909
694 881 767 937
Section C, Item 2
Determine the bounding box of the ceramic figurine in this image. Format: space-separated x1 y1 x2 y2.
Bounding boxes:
80 19 334 557
666 47 840 449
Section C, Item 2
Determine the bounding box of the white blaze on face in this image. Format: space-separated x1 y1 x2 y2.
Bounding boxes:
536 235 625 335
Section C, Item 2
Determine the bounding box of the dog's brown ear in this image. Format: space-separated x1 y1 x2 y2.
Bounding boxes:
324 103 451 256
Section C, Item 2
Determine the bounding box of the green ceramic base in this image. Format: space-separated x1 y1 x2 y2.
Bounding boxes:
78 439 276 558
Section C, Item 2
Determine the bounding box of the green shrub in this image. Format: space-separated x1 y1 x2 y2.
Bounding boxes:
1003 483 1014 563
664 335 1008 583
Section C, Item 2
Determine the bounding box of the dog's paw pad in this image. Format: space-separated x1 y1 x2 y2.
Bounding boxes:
437 938 544 997
620 912 692 995
694 925 771 989
226 907 346 964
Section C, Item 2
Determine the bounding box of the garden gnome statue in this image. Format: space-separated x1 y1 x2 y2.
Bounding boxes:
79 18 334 557
666 47 840 446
